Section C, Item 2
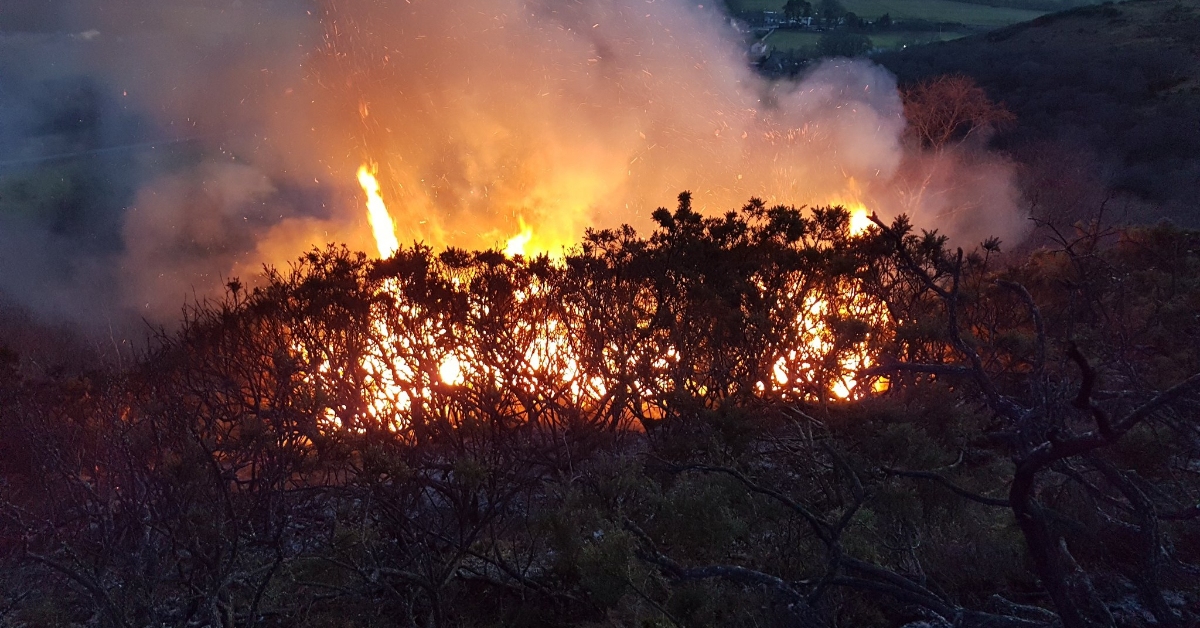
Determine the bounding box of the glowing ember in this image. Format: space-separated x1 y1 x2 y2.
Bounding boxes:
357 164 400 259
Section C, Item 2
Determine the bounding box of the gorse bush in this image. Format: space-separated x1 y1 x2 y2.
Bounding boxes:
1 197 1198 627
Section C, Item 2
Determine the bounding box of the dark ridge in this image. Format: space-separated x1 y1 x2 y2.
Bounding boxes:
876 0 1200 225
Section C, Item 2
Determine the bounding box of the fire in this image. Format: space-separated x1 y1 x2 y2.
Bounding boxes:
357 164 400 259
439 353 466 386
849 206 873 236
832 177 875 237
503 218 535 258
336 160 890 436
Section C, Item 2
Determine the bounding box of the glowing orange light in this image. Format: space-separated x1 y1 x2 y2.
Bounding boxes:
849 206 873 236
327 163 892 438
504 218 535 258
357 163 400 259
439 353 465 385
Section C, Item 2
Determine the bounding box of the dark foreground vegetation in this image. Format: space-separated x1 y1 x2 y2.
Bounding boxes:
2 194 1199 627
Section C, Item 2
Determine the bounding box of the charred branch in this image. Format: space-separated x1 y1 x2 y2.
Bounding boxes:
881 466 1011 507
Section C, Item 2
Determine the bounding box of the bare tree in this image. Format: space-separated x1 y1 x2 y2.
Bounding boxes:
902 75 1015 151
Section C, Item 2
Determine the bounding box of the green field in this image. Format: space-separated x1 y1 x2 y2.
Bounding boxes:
870 29 969 46
728 0 1046 28
763 30 823 51
848 0 1042 26
764 28 969 52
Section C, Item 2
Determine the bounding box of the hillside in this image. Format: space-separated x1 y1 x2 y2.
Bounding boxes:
876 0 1200 225
730 0 1048 25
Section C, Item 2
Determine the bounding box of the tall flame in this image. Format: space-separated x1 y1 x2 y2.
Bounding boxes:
357 164 400 259
835 177 874 237
503 218 535 258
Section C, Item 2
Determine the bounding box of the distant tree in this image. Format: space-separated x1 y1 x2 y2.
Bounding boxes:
783 0 813 21
818 31 872 57
818 0 845 22
877 12 892 28
901 74 1015 150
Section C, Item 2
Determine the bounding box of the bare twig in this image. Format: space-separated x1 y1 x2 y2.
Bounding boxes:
881 467 1010 507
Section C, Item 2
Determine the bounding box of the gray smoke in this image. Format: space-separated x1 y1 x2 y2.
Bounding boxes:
0 0 1026 344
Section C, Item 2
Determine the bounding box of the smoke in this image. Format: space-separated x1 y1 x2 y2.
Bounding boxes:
0 0 1025 338
319 0 910 252
882 145 1028 247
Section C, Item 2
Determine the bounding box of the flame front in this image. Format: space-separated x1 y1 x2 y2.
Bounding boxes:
357 164 400 259
331 161 891 435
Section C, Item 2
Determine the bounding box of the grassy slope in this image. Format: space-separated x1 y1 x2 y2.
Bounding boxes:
850 0 1042 25
870 30 970 45
876 0 1200 221
765 28 968 51
763 30 823 50
727 0 1045 26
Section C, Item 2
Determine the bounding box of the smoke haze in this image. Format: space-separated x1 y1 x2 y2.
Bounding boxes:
0 0 1026 338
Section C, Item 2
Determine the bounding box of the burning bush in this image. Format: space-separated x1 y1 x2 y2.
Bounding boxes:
2 201 1198 627
154 195 893 447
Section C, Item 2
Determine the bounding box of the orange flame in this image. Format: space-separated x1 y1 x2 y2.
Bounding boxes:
849 206 873 236
503 218 535 258
335 161 890 436
833 177 874 237
357 164 400 259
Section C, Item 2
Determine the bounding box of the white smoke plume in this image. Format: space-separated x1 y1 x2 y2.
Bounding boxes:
0 0 1025 335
